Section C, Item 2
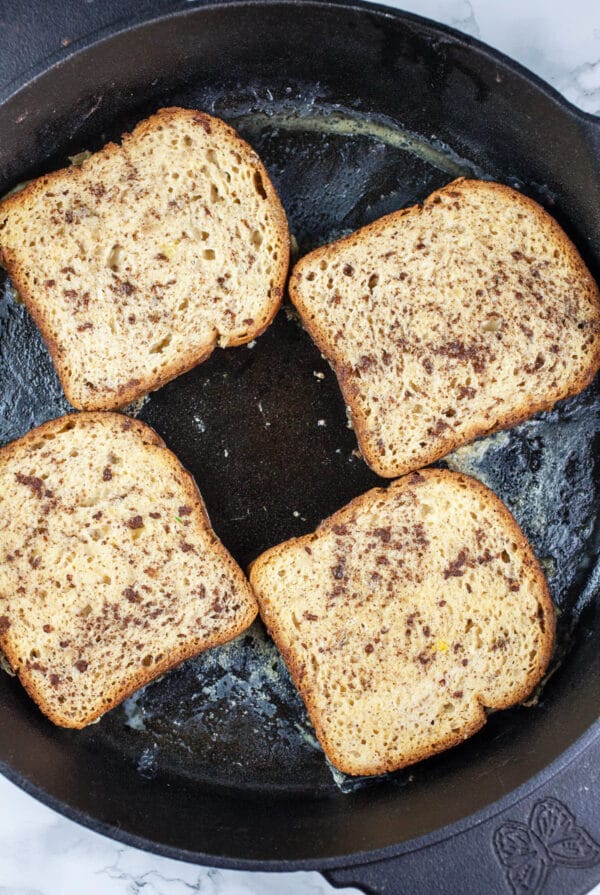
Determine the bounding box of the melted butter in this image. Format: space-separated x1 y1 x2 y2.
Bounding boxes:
234 105 484 179
3 279 22 306
123 393 149 418
445 429 510 486
0 651 15 676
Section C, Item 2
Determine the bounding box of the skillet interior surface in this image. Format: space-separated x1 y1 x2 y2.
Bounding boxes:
0 1 599 866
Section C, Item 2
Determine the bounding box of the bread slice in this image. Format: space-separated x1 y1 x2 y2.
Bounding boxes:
0 107 289 410
250 469 554 776
0 412 257 727
289 178 600 477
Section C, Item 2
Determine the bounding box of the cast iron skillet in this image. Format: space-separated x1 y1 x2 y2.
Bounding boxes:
0 2 599 892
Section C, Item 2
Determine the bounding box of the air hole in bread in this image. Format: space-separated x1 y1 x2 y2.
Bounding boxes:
79 494 99 507
537 605 546 633
253 170 267 199
482 315 502 332
106 242 123 273
150 334 172 354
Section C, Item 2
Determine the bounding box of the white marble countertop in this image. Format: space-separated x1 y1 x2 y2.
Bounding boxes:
1 1 600 893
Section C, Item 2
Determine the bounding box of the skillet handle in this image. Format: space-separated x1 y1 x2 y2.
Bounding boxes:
323 732 600 895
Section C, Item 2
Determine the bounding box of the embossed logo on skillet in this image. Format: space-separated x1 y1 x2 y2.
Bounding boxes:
493 797 600 894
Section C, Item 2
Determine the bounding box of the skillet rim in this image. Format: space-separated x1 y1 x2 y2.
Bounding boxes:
0 721 596 870
0 0 598 130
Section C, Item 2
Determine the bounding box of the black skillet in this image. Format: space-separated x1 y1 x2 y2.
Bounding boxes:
1 2 599 893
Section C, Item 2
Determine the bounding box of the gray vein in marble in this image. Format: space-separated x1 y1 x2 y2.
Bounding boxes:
103 859 205 895
448 0 481 37
559 57 600 114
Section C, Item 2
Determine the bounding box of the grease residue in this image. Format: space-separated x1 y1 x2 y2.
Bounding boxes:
120 622 326 789
445 430 510 487
234 105 484 179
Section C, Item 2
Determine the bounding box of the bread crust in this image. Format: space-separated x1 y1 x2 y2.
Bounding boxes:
0 108 290 411
250 468 555 776
0 412 257 728
289 178 600 477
